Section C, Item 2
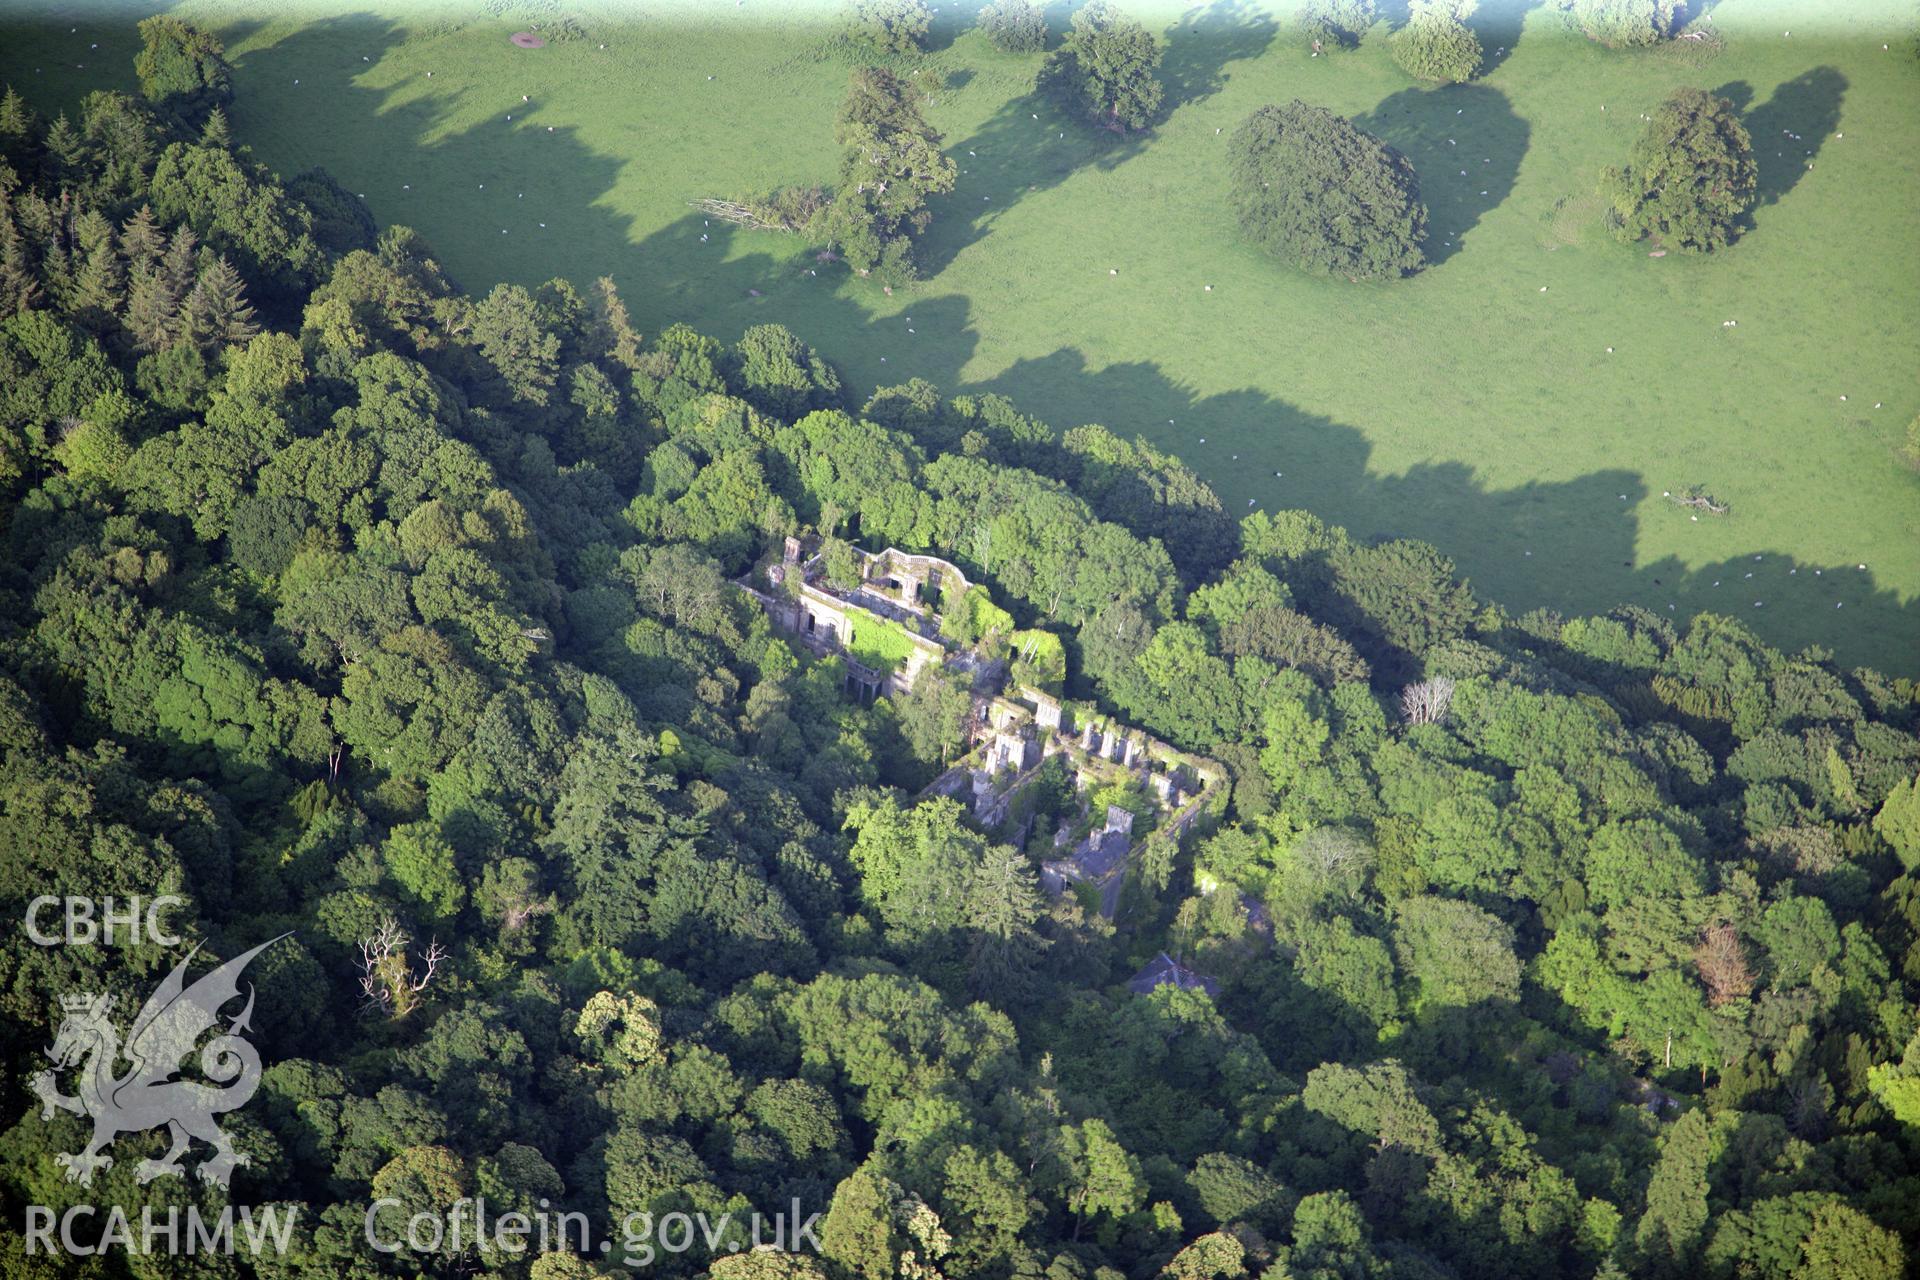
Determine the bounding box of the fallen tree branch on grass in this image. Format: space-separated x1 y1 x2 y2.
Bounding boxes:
1666 485 1729 515
690 198 793 232
690 186 829 235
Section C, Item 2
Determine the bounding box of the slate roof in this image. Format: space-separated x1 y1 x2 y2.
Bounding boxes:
1127 952 1220 998
1072 827 1132 879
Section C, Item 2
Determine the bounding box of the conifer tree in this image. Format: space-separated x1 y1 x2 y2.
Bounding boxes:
162 224 198 294
40 234 73 310
43 112 84 186
587 275 643 370
124 267 179 350
119 205 165 278
72 207 112 254
200 106 232 150
183 255 258 348
0 85 31 137
0 212 38 315
0 84 36 168
1633 1109 1716 1275
71 232 125 325
965 849 1046 1004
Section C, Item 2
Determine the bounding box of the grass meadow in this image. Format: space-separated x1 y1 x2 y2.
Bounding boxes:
3 0 1916 672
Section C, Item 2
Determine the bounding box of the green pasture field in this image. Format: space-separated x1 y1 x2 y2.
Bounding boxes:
3 0 1916 671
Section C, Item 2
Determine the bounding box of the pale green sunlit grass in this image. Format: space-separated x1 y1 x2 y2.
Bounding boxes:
2 0 1915 671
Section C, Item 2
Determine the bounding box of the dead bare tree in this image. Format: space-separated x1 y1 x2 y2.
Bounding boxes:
1295 826 1374 885
1400 677 1456 726
357 918 448 1018
501 894 551 934
1694 922 1755 1007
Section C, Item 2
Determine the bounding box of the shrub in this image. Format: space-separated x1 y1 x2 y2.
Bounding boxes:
1300 0 1378 50
1561 0 1686 48
1601 87 1755 252
979 0 1048 53
134 16 232 123
842 0 933 57
1391 0 1483 83
1037 1 1164 132
1229 101 1427 279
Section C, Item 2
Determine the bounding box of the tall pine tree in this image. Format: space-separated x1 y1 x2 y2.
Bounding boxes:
124 268 179 350
0 84 36 169
43 112 84 188
68 209 124 326
586 275 643 370
119 205 166 278
200 106 232 150
162 224 198 294
183 255 257 349
0 200 38 316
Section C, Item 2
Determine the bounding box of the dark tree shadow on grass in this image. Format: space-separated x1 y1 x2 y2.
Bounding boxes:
958 345 1920 674
974 346 1643 610
1462 0 1550 75
915 0 1277 276
1356 82 1530 266
0 14 270 120
1735 66 1846 207
225 11 637 306
1159 0 1280 114
920 2 972 54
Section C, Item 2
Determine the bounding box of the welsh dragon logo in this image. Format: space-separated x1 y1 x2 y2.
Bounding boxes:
31 936 287 1188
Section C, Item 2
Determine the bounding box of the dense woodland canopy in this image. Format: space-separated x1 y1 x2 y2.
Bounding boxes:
1 25 1919 1280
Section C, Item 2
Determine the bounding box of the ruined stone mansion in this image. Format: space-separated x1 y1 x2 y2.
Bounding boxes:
739 535 1226 920
740 536 956 702
968 683 1225 918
